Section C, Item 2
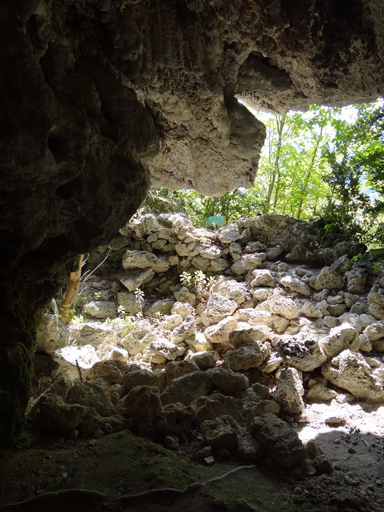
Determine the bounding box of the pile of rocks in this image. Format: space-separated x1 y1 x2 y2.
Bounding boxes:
32 212 384 471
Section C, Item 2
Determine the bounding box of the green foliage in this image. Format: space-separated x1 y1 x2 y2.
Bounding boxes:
146 98 384 248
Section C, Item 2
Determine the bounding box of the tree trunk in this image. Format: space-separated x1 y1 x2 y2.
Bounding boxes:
59 254 84 324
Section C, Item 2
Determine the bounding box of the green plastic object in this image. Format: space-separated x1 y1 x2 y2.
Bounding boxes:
206 215 226 226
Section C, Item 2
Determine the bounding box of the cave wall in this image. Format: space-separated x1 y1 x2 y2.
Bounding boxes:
0 0 383 445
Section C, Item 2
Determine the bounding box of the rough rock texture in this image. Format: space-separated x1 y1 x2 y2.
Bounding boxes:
1 0 384 445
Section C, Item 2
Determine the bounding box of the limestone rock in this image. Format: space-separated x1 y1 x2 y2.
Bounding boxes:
192 394 241 425
174 286 196 306
231 259 248 275
364 322 384 342
249 413 306 468
116 385 162 428
161 371 212 406
36 300 69 354
205 316 238 344
266 245 284 261
346 267 368 294
251 269 275 288
73 322 118 348
201 293 238 327
117 292 141 315
243 253 266 271
131 215 160 239
187 351 216 371
90 360 130 385
29 393 88 434
319 323 360 358
280 275 311 296
145 299 175 317
229 325 270 349
200 415 239 449
164 314 183 330
224 341 271 371
83 301 117 320
276 334 327 372
322 350 384 402
307 384 338 403
218 280 247 305
299 299 323 319
251 287 272 302
269 297 298 320
274 368 305 416
218 224 241 244
165 360 200 383
66 382 116 417
235 308 274 327
149 339 187 361
208 367 249 394
171 301 195 319
120 269 155 292
123 369 165 393
154 403 195 438
312 267 344 291
170 315 196 344
96 344 128 362
237 432 264 462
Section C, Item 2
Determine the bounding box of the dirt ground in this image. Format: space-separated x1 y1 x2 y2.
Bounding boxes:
1 400 384 512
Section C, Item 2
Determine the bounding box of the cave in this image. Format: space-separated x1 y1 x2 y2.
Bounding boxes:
1 0 384 508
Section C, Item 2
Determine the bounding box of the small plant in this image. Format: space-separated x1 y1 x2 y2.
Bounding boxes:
374 262 383 272
118 305 126 319
180 270 215 302
134 288 145 316
324 223 335 234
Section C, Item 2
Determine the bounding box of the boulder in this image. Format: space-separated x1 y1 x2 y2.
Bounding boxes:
269 297 298 320
164 314 183 330
174 286 196 306
123 369 165 393
229 325 270 349
145 299 175 317
66 382 116 417
192 394 242 424
208 367 249 394
346 267 368 294
251 287 272 302
235 308 274 327
165 359 200 383
187 351 216 371
120 269 155 292
117 292 141 315
96 344 128 362
154 403 195 437
299 300 323 319
311 267 344 291
224 341 271 371
245 241 267 253
73 322 118 348
89 360 130 385
161 371 212 406
29 393 88 434
276 334 327 372
149 339 187 361
200 415 239 449
171 301 195 319
116 385 162 427
201 293 238 327
130 214 160 239
322 350 384 402
83 301 117 319
280 275 311 296
307 384 338 403
266 246 284 261
319 323 360 358
218 280 247 305
251 269 275 288
274 368 305 416
204 316 238 344
36 300 69 353
170 315 196 344
218 224 241 244
249 413 306 468
237 432 264 462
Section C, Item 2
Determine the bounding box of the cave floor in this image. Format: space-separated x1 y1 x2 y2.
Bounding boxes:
1 411 384 512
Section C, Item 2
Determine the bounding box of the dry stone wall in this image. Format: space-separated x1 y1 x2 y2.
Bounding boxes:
31 213 384 470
